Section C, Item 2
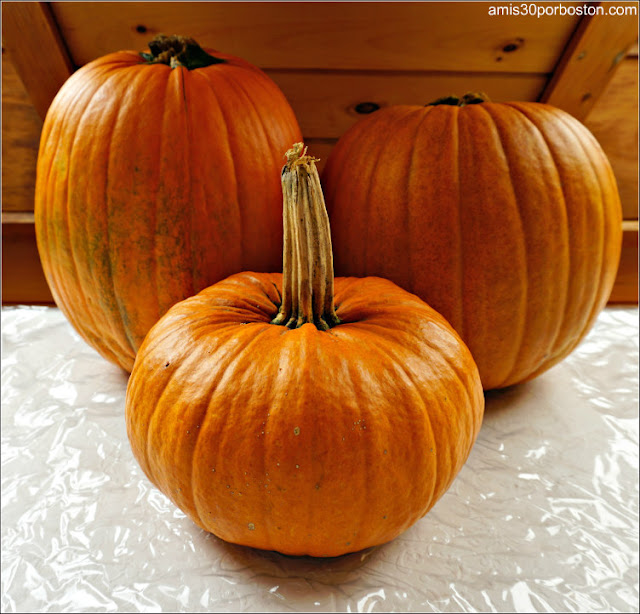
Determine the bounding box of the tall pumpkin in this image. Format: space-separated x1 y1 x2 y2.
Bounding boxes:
35 35 302 372
322 96 623 390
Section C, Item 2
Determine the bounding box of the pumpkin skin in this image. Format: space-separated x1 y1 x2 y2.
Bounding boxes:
321 102 623 390
35 39 302 372
125 146 484 557
125 273 483 557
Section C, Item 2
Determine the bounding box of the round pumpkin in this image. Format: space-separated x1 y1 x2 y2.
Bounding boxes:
125 144 484 557
321 95 623 390
35 35 302 372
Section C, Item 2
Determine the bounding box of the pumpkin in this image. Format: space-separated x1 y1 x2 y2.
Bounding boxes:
321 94 623 390
35 35 302 372
125 143 484 557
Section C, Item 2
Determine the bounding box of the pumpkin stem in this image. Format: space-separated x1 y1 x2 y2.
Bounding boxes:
427 92 491 107
271 143 341 331
140 34 225 69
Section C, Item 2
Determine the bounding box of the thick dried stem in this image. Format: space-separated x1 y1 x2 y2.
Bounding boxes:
272 143 340 330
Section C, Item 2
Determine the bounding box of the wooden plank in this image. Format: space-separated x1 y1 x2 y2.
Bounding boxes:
3 218 634 305
609 220 638 304
1 222 54 305
585 57 638 220
541 3 638 120
1 50 43 213
303 139 337 175
1 1 74 120
50 1 580 73
2 212 35 224
269 71 548 139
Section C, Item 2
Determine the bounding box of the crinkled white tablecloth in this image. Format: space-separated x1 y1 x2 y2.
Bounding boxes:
2 306 638 613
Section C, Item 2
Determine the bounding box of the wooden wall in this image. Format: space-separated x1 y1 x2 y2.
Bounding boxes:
2 1 638 304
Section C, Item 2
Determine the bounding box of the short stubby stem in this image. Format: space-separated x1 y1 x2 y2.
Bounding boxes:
272 143 341 331
140 34 225 70
427 92 491 107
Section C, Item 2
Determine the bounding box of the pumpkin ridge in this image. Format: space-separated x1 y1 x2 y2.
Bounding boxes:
362 111 400 277
230 66 293 168
37 67 107 351
358 329 440 523
552 112 614 350
66 69 137 362
501 103 573 369
543 112 604 357
406 107 433 294
191 323 278 536
105 66 159 356
196 70 245 268
345 310 480 462
36 73 91 348
181 68 199 300
521 105 617 367
476 104 529 388
100 64 160 361
453 106 466 342
334 302 480 513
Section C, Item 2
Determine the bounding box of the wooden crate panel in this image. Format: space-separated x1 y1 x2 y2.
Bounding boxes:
1 51 42 213
51 1 579 73
586 57 638 220
1 222 53 304
270 71 548 139
608 221 638 303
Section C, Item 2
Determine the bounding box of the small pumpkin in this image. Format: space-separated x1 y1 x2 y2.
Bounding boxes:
35 35 302 372
125 143 484 557
321 94 623 390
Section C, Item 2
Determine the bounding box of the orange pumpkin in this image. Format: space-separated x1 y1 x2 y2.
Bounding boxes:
321 95 623 390
35 35 302 372
125 144 484 557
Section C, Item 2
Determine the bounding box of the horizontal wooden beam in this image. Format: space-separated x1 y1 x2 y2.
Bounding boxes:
2 218 636 305
50 0 580 73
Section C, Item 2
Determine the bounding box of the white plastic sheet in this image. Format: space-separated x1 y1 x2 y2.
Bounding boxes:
2 305 638 612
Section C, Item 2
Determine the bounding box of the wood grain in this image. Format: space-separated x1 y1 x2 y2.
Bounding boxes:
269 70 548 138
1 51 42 214
50 1 579 73
585 57 638 220
541 4 638 120
2 220 636 305
1 222 53 304
608 220 638 303
1 1 74 120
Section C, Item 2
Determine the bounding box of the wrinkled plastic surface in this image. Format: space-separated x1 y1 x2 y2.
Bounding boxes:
2 306 638 613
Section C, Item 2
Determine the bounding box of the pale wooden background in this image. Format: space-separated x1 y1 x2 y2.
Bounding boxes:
2 1 638 303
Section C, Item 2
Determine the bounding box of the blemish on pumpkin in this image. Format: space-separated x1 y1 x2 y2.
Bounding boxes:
293 426 301 436
226 485 230 489
383 449 388 454
248 523 255 530
211 468 215 472
165 362 170 368
383 515 387 519
295 464 299 469
315 483 320 490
